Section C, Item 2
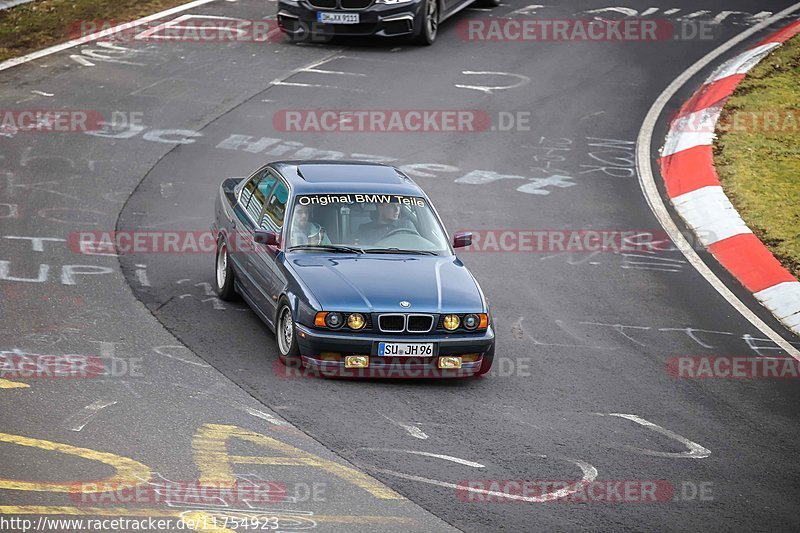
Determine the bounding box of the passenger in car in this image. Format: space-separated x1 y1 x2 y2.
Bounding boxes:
290 204 330 246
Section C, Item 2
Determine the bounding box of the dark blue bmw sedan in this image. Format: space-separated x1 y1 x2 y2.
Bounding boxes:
212 161 494 377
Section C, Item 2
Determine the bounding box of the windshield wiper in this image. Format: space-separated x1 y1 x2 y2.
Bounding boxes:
363 248 438 256
288 244 364 254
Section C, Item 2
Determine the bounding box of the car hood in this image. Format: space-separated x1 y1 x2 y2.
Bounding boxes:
286 254 485 313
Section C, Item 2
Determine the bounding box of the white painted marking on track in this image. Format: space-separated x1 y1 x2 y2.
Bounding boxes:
455 71 531 94
271 81 364 93
135 264 151 287
380 414 429 439
152 345 210 367
635 2 800 359
243 406 290 426
30 90 54 97
362 447 484 467
367 455 598 503
602 413 711 459
507 4 546 17
303 68 366 77
66 399 118 431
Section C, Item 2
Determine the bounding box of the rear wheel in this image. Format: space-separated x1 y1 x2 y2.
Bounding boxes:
413 0 438 45
276 299 301 367
214 237 237 301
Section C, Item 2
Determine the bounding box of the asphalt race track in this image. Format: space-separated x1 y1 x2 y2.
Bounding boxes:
2 1 800 531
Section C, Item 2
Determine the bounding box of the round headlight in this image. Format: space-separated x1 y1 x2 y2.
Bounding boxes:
463 314 480 330
325 312 344 328
347 313 365 330
443 314 460 331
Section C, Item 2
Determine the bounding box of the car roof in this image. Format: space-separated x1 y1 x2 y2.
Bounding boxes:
270 160 424 196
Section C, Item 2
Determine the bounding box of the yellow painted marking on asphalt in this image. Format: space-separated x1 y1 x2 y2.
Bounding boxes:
192 424 403 499
0 506 414 526
0 432 151 492
0 378 29 389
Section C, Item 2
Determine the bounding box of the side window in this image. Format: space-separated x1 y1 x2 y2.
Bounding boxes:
261 181 289 229
247 182 266 222
239 169 277 223
239 176 258 213
257 170 277 199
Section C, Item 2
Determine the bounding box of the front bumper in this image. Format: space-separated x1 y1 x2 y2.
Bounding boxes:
277 1 423 38
295 323 495 378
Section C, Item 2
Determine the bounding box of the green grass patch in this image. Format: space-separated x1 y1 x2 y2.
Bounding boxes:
0 0 192 62
714 34 800 279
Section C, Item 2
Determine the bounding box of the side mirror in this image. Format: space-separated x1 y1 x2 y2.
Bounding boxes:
254 229 280 247
453 231 473 248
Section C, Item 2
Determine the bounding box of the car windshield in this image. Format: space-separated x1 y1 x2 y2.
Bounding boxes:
287 193 452 255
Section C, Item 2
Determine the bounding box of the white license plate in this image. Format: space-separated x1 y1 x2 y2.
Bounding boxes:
317 12 360 24
378 342 434 357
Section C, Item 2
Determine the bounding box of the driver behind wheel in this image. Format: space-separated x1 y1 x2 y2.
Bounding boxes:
355 202 415 244
290 204 330 246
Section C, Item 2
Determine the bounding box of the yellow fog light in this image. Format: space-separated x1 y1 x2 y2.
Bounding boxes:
438 356 462 369
443 314 460 331
319 352 341 361
347 313 366 330
345 355 369 368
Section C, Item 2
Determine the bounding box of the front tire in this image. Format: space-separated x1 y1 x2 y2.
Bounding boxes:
215 237 237 301
413 0 438 45
276 299 301 366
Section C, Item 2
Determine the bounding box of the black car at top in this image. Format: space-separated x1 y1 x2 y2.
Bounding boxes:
277 0 500 45
211 161 495 378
